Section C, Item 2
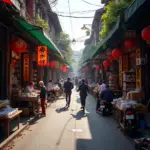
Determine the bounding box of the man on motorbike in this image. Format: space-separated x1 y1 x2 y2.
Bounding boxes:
99 84 114 113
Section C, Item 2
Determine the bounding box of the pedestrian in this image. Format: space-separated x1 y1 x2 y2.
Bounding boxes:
55 79 63 95
25 82 35 93
78 79 89 112
39 81 47 116
96 80 106 112
47 80 55 99
63 77 74 108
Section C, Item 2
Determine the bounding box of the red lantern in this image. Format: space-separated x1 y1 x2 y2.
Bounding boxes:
103 60 110 67
96 65 102 71
124 40 136 50
108 55 114 62
49 61 55 68
11 38 27 53
142 26 150 40
112 48 122 59
62 65 67 72
2 0 13 4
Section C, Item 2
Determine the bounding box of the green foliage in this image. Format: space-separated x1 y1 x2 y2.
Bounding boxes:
56 32 72 64
100 0 134 39
36 15 49 29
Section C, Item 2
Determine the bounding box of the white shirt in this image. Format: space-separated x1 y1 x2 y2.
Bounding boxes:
47 82 53 91
99 83 106 94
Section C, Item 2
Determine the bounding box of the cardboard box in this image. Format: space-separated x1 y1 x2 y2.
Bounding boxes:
128 92 144 100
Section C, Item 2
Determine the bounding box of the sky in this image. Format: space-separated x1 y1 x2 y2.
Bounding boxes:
52 0 103 51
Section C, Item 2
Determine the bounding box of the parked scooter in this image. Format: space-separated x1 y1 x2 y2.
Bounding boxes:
135 137 150 150
123 107 137 131
98 100 112 116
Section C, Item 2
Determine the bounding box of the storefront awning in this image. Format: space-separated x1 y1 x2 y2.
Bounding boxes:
56 56 70 67
14 18 63 57
124 0 147 22
91 18 121 58
80 44 98 64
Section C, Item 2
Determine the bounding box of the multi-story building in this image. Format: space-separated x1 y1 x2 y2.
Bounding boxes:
84 8 104 46
0 0 62 99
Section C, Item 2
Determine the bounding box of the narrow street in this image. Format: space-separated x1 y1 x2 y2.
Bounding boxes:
6 90 134 150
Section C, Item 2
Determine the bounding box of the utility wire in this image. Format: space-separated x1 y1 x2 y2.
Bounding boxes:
68 0 74 38
81 0 101 7
53 9 97 14
57 14 93 18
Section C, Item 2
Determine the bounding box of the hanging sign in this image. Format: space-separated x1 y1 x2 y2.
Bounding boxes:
23 53 29 81
123 55 128 72
119 56 123 88
37 46 48 66
136 48 142 88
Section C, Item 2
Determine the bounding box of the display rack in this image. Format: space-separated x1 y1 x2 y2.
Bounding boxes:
123 72 136 96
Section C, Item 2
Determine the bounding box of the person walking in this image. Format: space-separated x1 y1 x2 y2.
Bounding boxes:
39 81 47 116
96 80 106 112
78 79 89 112
63 77 74 108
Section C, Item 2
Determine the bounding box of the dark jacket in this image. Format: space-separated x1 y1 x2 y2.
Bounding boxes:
101 88 114 102
78 83 88 97
40 86 47 99
63 81 74 93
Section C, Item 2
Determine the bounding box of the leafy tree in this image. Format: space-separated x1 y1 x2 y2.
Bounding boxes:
56 32 72 64
100 0 134 39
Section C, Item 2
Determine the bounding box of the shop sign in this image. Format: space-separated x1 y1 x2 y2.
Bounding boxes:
124 30 136 38
136 48 142 88
23 53 29 81
37 46 48 66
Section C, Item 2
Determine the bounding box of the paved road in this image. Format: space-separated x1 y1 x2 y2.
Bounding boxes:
6 90 134 150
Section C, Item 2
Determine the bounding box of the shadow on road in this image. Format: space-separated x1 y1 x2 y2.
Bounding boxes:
71 110 87 120
75 95 135 150
55 107 68 113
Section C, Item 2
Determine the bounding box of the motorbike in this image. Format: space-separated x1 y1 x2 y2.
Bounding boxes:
123 107 137 131
98 100 112 116
135 137 150 150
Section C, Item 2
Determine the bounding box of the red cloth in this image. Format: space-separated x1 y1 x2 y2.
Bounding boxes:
41 98 46 115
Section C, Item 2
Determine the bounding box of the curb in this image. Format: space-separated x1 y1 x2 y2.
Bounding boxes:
0 102 53 150
0 116 36 150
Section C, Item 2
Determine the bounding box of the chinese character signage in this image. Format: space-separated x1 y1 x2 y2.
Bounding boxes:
23 53 29 81
136 48 141 88
37 46 48 66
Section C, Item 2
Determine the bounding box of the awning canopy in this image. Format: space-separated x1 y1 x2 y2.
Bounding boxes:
124 0 147 22
14 18 63 56
91 18 121 58
80 44 98 64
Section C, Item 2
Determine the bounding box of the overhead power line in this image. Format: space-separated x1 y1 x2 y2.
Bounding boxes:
68 0 74 38
81 0 101 7
57 14 93 18
53 9 97 14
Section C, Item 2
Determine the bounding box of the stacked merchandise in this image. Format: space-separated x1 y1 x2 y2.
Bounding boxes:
112 98 147 112
0 106 18 117
123 72 136 96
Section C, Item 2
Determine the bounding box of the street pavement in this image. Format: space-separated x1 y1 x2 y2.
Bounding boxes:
5 89 134 150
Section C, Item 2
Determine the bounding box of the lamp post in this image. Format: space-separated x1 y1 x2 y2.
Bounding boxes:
81 24 92 30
